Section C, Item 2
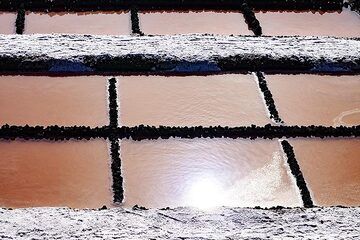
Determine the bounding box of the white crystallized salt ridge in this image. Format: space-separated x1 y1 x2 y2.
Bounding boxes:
0 34 359 72
0 207 359 239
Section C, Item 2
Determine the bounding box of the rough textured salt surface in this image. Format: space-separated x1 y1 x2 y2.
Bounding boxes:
0 207 359 239
0 34 359 73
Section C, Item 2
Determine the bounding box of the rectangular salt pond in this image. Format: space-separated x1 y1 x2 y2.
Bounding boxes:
0 140 113 208
266 75 360 126
24 12 131 34
119 74 270 127
290 139 360 207
256 9 360 37
0 12 16 34
121 139 302 209
0 76 108 127
139 11 253 35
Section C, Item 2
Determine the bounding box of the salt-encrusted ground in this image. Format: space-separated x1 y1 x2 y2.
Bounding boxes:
0 34 359 73
0 207 359 239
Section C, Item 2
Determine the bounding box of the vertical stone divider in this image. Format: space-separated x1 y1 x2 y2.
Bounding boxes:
241 1 262 36
108 77 124 203
16 3 25 34
254 71 283 124
109 77 119 128
131 6 144 35
281 140 314 208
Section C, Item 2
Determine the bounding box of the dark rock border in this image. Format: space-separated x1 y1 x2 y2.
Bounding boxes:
216 55 360 73
241 2 262 36
131 7 144 35
249 0 343 11
107 77 123 203
281 140 314 208
108 77 119 128
0 124 358 141
15 4 25 34
109 137 124 203
255 72 283 123
0 0 343 12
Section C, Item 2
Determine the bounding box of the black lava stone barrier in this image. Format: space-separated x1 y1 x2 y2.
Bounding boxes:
15 4 25 34
241 2 262 36
1 54 358 74
108 77 119 128
131 7 144 35
109 137 124 203
0 124 359 141
0 0 343 12
281 140 314 208
255 72 283 123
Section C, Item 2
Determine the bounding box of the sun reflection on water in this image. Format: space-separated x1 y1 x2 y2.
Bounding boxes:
122 139 302 209
186 176 226 210
183 151 301 210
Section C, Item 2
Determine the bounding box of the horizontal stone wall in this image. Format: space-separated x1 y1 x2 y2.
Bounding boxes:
0 0 344 11
0 34 359 74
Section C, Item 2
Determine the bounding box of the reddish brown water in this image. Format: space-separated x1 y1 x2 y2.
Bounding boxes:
256 9 360 37
139 11 253 35
121 139 302 209
0 76 108 127
290 139 360 206
0 139 113 208
266 75 360 126
0 12 16 34
119 74 270 127
24 12 130 34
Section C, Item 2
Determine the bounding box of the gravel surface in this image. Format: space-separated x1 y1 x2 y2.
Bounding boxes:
0 206 359 239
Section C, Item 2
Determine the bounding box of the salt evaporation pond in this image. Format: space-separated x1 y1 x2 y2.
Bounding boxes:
0 12 16 34
0 7 359 211
24 11 131 34
290 139 360 207
139 11 253 35
119 74 270 127
121 138 302 209
256 9 360 37
0 76 108 127
0 139 113 208
266 75 360 126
